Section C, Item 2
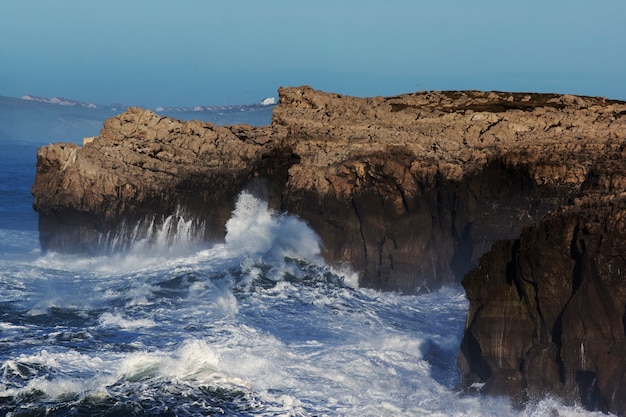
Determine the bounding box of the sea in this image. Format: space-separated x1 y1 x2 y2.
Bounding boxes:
0 112 608 416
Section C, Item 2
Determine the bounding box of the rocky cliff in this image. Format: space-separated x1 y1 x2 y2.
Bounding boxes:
450 96 626 414
32 86 626 412
33 87 626 292
459 194 626 414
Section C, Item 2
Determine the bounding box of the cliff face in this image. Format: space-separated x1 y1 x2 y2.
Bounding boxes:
33 87 626 293
459 195 626 414
33 112 290 253
451 97 626 414
272 89 626 292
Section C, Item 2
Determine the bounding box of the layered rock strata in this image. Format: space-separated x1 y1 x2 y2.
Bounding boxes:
33 87 626 293
455 101 626 414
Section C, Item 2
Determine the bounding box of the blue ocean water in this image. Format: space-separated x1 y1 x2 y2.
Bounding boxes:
0 140 609 416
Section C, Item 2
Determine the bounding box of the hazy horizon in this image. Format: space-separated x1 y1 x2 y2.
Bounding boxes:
2 1 625 107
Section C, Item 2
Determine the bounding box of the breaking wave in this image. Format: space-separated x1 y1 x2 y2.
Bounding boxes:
0 191 612 416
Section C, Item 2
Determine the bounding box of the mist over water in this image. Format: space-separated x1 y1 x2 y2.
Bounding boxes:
0 145 612 416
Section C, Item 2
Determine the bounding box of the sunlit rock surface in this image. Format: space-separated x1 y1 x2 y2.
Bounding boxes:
33 86 626 291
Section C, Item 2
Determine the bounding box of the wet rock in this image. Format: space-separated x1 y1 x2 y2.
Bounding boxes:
459 197 626 414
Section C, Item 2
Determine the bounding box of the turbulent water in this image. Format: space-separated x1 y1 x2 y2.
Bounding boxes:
0 142 609 416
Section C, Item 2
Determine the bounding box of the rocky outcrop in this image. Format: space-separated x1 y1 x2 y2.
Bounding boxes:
454 101 626 414
273 89 626 292
32 86 626 412
33 112 292 253
33 87 626 293
459 193 626 414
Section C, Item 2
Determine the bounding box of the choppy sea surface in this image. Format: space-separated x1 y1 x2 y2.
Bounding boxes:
0 142 609 416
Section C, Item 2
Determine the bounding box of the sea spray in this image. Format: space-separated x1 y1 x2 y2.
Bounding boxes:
0 188 617 416
225 190 322 262
96 208 206 256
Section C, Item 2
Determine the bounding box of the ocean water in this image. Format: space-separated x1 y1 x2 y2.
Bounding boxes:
0 142 609 416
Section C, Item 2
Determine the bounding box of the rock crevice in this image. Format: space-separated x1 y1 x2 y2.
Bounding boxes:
460 198 626 413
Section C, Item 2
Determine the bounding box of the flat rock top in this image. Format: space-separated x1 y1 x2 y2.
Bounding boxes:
33 86 626 216
31 85 626 299
271 86 626 195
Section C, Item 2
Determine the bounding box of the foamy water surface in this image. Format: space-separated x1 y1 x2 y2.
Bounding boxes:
0 191 611 416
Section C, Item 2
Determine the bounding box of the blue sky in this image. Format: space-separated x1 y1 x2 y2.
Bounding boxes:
1 0 625 106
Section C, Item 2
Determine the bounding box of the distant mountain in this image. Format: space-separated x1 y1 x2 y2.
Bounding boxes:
0 94 276 144
21 94 103 109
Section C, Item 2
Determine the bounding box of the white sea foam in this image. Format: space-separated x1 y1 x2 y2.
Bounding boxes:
114 340 222 384
0 191 618 416
99 312 156 329
225 190 323 263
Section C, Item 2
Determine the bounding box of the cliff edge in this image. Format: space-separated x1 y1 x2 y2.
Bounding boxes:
33 86 626 292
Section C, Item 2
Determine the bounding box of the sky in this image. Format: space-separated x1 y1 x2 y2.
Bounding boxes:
1 0 625 107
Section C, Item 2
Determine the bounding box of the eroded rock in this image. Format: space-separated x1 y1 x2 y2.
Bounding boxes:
459 196 626 414
32 86 626 412
32 87 626 293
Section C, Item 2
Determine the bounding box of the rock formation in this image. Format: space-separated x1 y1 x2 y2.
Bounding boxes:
454 99 626 414
32 86 626 412
33 110 290 253
459 194 626 414
33 87 626 291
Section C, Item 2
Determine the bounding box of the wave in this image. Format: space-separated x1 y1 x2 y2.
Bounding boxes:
32 190 334 278
0 191 614 416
